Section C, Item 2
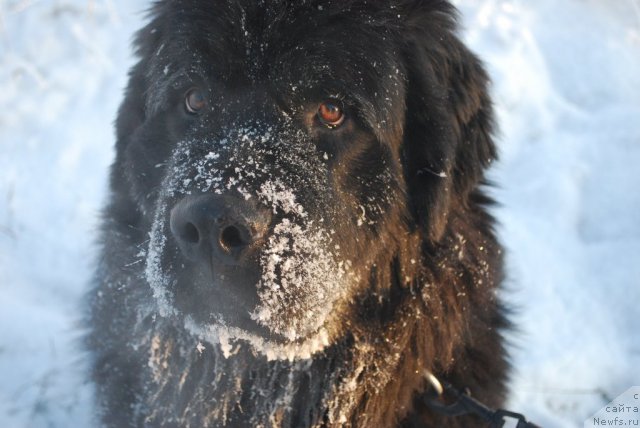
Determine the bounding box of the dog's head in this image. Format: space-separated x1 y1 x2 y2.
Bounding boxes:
111 0 495 359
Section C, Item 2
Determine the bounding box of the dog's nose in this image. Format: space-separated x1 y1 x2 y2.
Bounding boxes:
170 194 270 264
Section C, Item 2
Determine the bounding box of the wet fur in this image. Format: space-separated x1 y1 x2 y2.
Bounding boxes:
88 1 510 426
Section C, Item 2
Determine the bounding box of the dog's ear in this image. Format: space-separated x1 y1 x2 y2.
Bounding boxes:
114 18 165 152
114 65 147 151
399 3 497 242
108 22 162 220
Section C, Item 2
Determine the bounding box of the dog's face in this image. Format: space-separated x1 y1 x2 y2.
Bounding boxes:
114 1 493 359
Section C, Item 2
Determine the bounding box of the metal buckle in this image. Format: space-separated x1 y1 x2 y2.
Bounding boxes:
421 371 540 428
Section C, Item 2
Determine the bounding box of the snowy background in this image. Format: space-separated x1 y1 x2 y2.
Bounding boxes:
0 0 638 426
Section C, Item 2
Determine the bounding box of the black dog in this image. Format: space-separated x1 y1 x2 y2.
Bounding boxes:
88 1 509 426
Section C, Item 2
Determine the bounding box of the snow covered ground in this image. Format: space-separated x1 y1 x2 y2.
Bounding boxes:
0 0 638 426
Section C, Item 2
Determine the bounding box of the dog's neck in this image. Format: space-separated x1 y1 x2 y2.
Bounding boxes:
139 319 419 427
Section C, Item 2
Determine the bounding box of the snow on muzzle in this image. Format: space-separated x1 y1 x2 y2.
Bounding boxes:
145 123 354 349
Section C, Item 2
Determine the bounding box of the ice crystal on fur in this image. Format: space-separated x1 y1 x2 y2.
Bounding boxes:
252 217 347 341
144 204 175 317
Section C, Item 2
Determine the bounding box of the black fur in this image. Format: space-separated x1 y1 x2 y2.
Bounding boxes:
87 1 510 427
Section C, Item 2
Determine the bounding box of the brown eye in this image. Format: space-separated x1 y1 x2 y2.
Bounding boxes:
317 100 345 128
185 88 206 114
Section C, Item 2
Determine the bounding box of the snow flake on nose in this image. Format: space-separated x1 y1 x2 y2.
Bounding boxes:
257 179 307 217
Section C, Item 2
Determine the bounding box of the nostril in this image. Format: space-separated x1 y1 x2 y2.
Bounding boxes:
170 194 271 263
182 222 200 244
219 224 249 251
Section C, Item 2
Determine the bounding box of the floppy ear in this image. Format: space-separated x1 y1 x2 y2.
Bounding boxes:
114 67 147 150
114 16 166 152
399 3 497 242
106 62 149 224
108 21 162 222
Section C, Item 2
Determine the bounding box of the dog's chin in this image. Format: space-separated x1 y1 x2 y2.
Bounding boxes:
172 266 260 324
170 269 334 349
185 314 334 361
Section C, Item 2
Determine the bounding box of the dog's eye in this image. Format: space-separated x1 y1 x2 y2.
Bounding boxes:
185 88 206 114
317 101 345 128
